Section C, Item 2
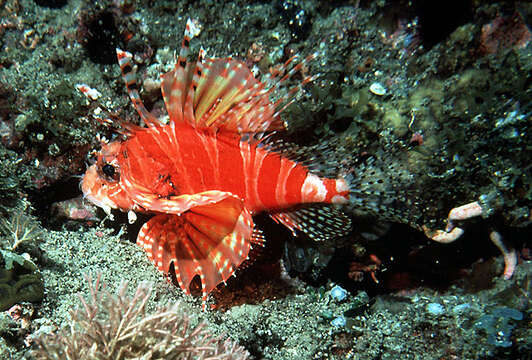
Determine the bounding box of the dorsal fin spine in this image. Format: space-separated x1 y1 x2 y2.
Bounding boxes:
116 49 160 127
184 48 206 126
159 20 316 134
167 19 200 125
271 53 318 119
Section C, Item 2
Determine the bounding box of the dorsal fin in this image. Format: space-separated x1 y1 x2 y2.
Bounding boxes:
198 60 274 130
270 53 318 119
254 136 343 176
270 204 352 242
116 49 162 128
160 19 200 125
159 19 316 134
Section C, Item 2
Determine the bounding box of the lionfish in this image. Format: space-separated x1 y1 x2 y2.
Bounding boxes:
80 19 353 306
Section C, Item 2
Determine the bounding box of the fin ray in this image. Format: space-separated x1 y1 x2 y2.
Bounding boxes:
158 20 316 134
136 194 254 308
270 204 352 242
116 49 161 127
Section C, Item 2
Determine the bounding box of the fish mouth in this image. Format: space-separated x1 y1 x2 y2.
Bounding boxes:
82 192 116 218
81 166 118 217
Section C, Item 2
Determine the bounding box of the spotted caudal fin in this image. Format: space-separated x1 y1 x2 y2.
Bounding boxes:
116 48 162 128
346 154 423 229
160 18 316 133
136 195 257 309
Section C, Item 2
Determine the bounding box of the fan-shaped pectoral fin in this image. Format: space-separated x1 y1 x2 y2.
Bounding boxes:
136 193 254 309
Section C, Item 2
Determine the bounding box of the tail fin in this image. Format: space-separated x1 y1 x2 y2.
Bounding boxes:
345 153 423 229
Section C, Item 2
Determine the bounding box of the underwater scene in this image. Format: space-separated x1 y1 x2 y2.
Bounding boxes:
0 0 530 359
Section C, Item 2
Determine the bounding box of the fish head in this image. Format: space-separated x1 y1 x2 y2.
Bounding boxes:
81 141 134 216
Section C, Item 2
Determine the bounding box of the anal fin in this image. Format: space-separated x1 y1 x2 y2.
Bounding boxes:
136 195 253 308
270 204 352 242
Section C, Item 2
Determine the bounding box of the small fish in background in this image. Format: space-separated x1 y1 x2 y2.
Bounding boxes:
79 19 354 307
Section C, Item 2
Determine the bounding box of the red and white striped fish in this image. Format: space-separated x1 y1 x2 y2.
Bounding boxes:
80 19 352 306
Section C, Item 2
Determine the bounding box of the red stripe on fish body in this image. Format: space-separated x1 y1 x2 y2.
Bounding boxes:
118 124 218 197
117 122 346 213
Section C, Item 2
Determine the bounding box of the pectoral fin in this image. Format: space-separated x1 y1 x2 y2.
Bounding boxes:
128 189 235 215
136 194 254 307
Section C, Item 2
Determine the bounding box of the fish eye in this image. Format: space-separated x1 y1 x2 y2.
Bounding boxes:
102 164 115 177
101 163 119 181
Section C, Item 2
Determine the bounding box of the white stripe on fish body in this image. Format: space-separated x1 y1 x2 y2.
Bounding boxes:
301 173 327 202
